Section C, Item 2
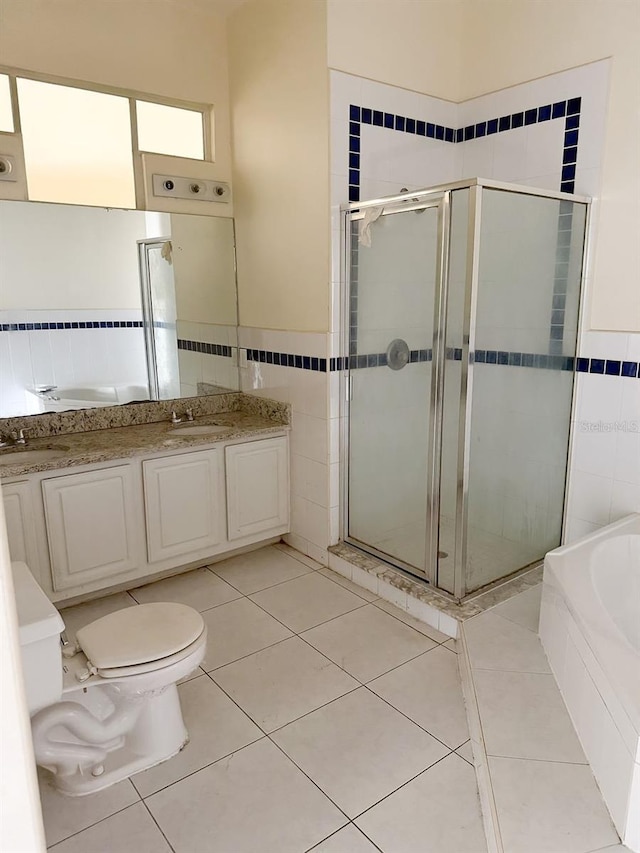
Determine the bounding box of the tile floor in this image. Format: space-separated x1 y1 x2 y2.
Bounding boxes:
41 543 485 853
462 584 628 853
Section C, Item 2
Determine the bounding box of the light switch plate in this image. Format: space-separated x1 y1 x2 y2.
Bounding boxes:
152 173 231 203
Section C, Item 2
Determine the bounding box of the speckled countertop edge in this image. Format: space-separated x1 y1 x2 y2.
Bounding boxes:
0 395 290 479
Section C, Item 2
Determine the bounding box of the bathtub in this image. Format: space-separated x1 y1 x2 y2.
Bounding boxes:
540 513 640 852
26 384 149 412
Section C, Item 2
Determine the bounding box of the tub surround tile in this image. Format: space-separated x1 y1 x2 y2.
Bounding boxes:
48 803 172 853
211 545 313 595
368 646 470 749
301 604 437 683
146 739 347 853
38 772 139 847
272 688 449 819
489 756 619 853
131 675 262 798
129 567 241 611
210 636 358 733
355 754 487 853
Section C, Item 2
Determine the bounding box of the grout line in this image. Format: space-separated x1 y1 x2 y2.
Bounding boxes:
45 799 143 850
139 798 177 853
304 823 385 853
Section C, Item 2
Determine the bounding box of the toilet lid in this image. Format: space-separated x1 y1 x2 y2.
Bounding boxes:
75 603 205 671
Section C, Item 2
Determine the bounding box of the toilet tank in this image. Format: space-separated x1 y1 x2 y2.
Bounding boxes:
11 562 64 714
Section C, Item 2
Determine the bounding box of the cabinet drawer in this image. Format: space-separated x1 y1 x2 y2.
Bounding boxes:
143 449 223 563
42 466 140 591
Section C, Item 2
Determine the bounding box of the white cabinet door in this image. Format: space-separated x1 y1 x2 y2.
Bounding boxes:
42 466 140 591
2 480 40 571
143 449 223 563
226 437 289 541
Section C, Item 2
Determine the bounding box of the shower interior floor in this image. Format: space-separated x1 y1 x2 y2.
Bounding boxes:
370 513 541 590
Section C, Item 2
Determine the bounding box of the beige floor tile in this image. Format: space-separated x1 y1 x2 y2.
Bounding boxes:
491 584 542 633
310 824 380 852
464 611 551 673
368 646 469 748
587 847 630 852
272 688 448 818
489 756 619 853
39 771 139 847
455 740 474 764
355 753 486 853
128 567 241 611
146 739 346 853
302 605 436 683
318 568 379 602
48 802 171 853
274 541 324 570
60 592 137 641
443 638 457 652
475 669 586 763
211 545 313 594
211 636 358 732
200 597 292 671
132 674 262 797
250 573 367 633
374 598 450 643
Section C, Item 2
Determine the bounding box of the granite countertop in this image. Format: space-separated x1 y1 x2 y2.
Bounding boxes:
0 411 289 479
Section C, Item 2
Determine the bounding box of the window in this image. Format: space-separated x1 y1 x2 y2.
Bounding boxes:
18 79 136 208
0 75 13 132
136 101 205 160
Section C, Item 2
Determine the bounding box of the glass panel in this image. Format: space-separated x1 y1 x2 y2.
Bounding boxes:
465 190 587 592
347 203 440 576
17 79 135 208
0 75 14 132
136 101 205 160
140 241 181 400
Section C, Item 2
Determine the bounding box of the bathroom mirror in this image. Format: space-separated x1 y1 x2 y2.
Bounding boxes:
0 200 239 417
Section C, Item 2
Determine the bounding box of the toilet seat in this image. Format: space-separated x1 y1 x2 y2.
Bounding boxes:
75 602 205 677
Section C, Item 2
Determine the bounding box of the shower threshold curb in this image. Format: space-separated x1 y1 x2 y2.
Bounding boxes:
328 541 543 638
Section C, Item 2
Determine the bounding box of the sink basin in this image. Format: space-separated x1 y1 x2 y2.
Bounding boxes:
167 424 229 436
0 446 70 466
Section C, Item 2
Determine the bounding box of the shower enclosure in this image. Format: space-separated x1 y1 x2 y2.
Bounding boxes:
341 178 589 600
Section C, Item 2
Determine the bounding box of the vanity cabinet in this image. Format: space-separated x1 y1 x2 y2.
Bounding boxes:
2 480 41 573
1 432 289 602
226 437 289 540
42 466 143 592
143 449 224 563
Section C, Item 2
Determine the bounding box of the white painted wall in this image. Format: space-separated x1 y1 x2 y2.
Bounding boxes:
0 201 146 310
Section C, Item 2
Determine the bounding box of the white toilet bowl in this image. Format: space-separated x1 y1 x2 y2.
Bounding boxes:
12 562 206 796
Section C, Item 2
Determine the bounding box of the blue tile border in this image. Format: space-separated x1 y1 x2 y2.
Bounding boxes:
242 348 639 377
348 96 581 202
177 339 233 358
0 320 144 331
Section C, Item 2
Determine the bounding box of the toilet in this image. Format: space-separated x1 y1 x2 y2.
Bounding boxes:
12 561 207 796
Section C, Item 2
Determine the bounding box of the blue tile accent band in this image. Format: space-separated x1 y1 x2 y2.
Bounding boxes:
1 320 144 331
244 348 639 377
177 339 233 358
348 96 581 202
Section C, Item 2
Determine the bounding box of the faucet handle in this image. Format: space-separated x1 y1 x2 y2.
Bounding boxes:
16 428 28 445
185 408 194 421
170 410 181 425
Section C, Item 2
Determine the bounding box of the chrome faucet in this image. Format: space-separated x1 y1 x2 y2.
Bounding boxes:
170 411 181 425
14 428 28 446
185 408 194 421
0 428 28 448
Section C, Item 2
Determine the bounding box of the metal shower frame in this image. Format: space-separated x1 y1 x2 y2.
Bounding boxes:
339 177 591 602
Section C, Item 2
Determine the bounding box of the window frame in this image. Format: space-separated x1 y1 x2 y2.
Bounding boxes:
0 64 212 208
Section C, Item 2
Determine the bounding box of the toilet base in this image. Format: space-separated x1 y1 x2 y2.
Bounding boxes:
36 681 189 796
50 737 188 797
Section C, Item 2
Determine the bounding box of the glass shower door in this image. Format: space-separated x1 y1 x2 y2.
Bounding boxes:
346 196 446 581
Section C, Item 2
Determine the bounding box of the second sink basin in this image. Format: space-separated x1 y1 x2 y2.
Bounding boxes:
0 446 70 466
167 424 229 436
